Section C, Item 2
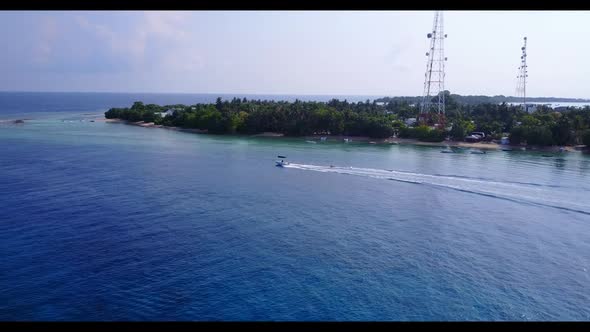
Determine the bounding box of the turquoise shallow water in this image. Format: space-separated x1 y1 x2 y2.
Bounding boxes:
1 93 590 321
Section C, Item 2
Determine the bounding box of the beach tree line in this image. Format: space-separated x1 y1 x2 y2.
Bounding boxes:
105 98 399 138
105 96 590 146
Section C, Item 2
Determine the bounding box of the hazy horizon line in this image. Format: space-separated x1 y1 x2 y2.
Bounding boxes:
1 90 590 101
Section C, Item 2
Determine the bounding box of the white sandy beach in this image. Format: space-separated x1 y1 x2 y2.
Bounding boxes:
104 118 585 152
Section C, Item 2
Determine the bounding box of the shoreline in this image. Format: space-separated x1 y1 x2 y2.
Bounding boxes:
105 118 586 153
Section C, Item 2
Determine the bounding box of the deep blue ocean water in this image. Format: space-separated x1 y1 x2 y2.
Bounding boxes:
1 92 589 321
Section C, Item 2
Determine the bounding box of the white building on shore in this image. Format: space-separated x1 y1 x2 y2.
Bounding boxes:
159 109 176 117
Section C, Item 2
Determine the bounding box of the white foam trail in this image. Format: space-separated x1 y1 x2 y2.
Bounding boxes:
283 163 590 215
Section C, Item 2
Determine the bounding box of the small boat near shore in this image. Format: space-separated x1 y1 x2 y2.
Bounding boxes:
441 147 455 153
306 140 317 144
470 149 486 154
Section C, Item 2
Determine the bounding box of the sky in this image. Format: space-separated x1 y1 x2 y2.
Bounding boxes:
0 10 589 98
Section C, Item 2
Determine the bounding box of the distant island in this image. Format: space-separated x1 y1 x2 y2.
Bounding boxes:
374 94 590 105
105 93 590 149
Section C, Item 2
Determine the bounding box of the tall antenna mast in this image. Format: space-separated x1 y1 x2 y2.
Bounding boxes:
420 11 447 126
516 37 528 112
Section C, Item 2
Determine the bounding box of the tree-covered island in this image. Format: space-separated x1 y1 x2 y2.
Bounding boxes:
105 93 590 147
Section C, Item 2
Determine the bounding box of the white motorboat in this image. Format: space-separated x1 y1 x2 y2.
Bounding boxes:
275 155 289 167
276 160 289 167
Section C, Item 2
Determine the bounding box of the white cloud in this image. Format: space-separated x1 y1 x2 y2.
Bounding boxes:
142 11 191 42
32 17 58 65
72 11 203 75
74 15 145 68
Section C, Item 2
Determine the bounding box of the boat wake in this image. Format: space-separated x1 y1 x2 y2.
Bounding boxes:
283 163 590 215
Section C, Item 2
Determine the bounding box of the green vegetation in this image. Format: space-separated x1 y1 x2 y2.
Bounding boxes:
105 94 590 146
398 125 446 142
449 120 476 141
106 98 399 138
583 130 590 146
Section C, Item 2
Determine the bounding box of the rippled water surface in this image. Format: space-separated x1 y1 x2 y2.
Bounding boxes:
1 93 589 321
